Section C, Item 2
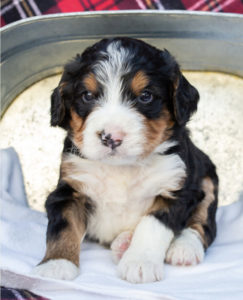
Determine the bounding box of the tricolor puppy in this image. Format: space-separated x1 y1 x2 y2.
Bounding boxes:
34 38 218 283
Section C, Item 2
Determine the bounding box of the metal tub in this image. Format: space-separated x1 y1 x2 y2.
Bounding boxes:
1 11 243 116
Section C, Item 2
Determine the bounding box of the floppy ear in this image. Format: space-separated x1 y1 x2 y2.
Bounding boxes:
50 86 66 127
50 54 84 127
172 71 199 126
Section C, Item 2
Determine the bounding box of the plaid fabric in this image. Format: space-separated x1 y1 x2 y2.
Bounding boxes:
1 0 243 26
1 286 50 300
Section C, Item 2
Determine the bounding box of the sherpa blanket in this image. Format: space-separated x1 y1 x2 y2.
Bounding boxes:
1 147 243 300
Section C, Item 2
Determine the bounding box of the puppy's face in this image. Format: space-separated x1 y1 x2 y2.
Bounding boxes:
51 38 199 164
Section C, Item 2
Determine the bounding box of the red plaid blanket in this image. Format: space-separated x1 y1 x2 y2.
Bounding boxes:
1 0 243 27
1 286 50 300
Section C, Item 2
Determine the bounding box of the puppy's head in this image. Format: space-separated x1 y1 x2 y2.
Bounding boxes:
51 38 199 164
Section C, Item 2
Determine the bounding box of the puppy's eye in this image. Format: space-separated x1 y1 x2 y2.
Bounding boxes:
138 91 153 104
81 91 95 103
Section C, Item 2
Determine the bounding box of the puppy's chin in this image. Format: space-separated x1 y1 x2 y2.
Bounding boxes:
100 154 139 166
83 147 140 166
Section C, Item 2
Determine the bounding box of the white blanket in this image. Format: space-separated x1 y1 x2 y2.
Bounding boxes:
1 148 243 300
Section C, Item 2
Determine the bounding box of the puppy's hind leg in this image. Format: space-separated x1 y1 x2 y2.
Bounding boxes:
165 228 205 266
166 177 218 266
111 231 133 264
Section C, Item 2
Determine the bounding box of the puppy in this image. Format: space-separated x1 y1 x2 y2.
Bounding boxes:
34 37 218 283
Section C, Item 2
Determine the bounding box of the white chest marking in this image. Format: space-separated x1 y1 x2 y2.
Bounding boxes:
63 153 185 244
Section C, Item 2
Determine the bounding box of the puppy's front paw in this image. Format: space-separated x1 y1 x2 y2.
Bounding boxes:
166 228 204 266
118 250 164 283
32 259 79 280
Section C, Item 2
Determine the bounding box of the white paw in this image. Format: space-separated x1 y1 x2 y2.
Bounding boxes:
32 259 80 280
166 228 204 266
111 231 133 264
118 250 164 283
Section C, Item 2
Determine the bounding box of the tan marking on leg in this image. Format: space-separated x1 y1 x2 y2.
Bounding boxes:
83 73 98 94
42 196 87 266
188 177 216 248
191 177 215 223
131 71 149 96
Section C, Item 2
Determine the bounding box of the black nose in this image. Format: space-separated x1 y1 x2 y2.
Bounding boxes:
99 131 122 150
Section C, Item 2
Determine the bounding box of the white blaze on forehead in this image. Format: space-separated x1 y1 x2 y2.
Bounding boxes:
94 41 133 105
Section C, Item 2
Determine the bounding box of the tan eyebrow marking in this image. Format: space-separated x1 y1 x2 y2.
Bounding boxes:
131 71 149 96
83 73 98 94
